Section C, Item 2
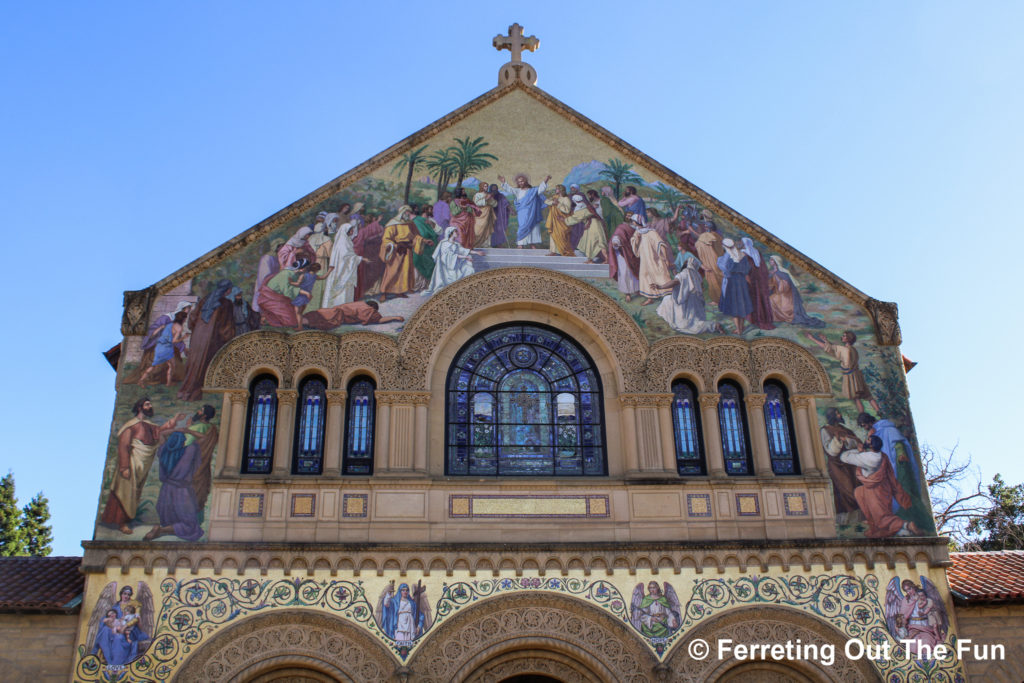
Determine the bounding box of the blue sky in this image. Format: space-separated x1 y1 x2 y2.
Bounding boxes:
1 2 1021 555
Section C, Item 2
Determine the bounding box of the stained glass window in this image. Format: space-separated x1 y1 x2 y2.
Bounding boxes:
243 375 277 474
764 381 799 475
293 376 327 475
446 324 605 476
671 380 704 475
343 376 376 475
717 380 752 475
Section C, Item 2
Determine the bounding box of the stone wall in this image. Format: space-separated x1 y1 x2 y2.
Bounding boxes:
955 604 1024 681
0 613 79 682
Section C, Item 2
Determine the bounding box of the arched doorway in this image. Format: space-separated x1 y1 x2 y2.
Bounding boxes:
172 609 398 682
408 592 656 683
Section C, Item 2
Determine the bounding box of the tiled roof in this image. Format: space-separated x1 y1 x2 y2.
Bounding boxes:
0 556 83 613
948 550 1024 603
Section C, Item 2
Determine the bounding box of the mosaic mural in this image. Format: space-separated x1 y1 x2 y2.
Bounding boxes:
74 570 966 682
95 89 932 543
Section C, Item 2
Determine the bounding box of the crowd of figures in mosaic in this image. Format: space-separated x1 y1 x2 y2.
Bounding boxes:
98 114 931 544
76 572 964 681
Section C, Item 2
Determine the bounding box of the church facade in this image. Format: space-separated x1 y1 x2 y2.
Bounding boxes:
74 27 966 682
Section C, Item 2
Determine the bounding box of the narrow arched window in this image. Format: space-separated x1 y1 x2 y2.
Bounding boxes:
717 380 753 475
671 379 704 475
764 380 800 475
293 375 327 475
343 376 376 475
242 375 278 474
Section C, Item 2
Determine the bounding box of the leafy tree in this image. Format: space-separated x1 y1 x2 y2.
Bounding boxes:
0 473 24 556
21 492 52 556
449 136 498 194
598 158 644 199
425 147 457 199
965 474 1024 551
391 144 429 205
651 182 688 215
0 473 53 556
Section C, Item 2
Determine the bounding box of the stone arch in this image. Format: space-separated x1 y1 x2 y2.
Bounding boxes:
749 338 831 395
173 609 399 683
397 267 647 392
666 605 881 682
407 592 656 683
206 330 292 389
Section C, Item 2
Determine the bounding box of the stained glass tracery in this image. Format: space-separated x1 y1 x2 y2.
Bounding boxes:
718 380 753 475
343 377 376 474
243 375 278 474
446 324 605 476
764 381 799 475
294 376 327 475
671 380 704 475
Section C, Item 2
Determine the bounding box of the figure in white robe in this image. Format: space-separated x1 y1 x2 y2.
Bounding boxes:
426 227 482 294
321 223 364 308
656 256 721 334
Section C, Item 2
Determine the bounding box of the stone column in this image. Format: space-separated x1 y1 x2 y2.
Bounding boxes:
618 398 640 476
219 390 248 477
790 395 823 476
374 391 392 474
412 393 432 473
621 394 671 474
271 389 298 477
658 401 677 474
744 393 773 476
323 390 346 478
698 393 725 477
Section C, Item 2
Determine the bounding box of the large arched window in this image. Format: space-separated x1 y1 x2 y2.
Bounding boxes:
446 323 605 476
343 376 376 475
242 375 278 474
671 379 705 475
717 380 753 476
763 380 800 475
293 375 327 475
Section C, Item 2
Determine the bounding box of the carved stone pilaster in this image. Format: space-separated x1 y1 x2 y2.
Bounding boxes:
865 298 902 346
375 390 431 406
790 395 813 410
120 286 156 336
325 390 347 404
744 393 767 410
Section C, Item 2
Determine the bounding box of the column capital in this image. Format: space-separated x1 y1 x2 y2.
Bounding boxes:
325 390 347 404
276 389 299 407
226 389 249 405
619 393 673 407
744 393 767 409
790 395 814 410
375 390 432 406
698 393 720 409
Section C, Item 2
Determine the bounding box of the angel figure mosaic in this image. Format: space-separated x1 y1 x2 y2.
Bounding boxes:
884 576 949 657
85 582 155 669
375 580 433 645
630 581 682 640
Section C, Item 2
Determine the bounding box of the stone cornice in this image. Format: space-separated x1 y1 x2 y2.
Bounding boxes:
81 537 951 576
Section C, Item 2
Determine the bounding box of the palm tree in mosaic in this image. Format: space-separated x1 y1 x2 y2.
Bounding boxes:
449 136 498 194
599 158 644 199
652 182 690 215
425 147 458 200
391 144 430 205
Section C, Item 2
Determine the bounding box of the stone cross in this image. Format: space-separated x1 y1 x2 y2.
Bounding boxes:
493 23 539 86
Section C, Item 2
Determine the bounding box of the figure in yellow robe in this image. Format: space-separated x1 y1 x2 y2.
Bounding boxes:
379 206 429 297
544 185 574 256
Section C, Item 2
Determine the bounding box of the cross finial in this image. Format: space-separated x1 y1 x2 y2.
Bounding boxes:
493 23 539 86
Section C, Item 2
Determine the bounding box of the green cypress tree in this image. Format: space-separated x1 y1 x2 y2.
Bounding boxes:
21 492 53 556
0 473 26 556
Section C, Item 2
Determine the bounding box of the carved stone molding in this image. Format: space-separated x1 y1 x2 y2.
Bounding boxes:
174 609 398 682
667 606 881 682
376 391 433 406
325 390 347 404
864 299 901 346
409 593 655 683
644 337 830 396
82 538 950 576
466 650 594 682
619 393 672 408
121 286 157 336
790 395 813 410
205 330 400 391
397 267 647 391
